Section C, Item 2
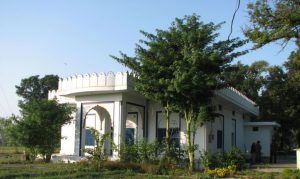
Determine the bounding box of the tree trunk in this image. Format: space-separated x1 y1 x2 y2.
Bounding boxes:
164 103 171 160
192 124 196 165
185 110 194 172
24 149 30 161
25 153 30 161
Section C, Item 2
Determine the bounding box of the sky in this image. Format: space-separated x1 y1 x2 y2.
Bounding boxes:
0 0 296 117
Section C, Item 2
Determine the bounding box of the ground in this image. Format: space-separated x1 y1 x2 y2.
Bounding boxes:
251 154 296 173
0 147 298 178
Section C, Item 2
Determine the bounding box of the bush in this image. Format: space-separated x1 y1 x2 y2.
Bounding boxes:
224 147 245 170
120 139 163 164
200 147 246 170
199 150 215 169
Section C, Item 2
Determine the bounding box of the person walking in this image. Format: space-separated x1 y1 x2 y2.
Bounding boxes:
256 140 262 163
270 140 277 163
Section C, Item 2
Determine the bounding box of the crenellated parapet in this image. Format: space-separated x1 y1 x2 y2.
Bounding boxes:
49 72 133 97
48 71 259 115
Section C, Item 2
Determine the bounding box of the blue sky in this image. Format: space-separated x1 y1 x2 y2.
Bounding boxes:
0 0 296 117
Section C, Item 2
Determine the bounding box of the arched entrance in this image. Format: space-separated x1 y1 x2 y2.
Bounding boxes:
82 105 113 156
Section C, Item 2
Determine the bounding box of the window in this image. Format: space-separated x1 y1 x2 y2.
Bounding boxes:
157 128 180 148
217 130 223 149
252 127 259 131
170 128 180 148
218 105 222 111
125 128 135 145
85 114 96 147
156 111 181 148
232 111 235 116
231 132 236 147
85 129 95 146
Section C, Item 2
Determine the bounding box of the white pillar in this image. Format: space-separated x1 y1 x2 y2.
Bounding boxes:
296 149 300 169
112 101 126 159
74 103 83 156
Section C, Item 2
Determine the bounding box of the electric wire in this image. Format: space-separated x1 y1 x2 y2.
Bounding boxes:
228 0 241 40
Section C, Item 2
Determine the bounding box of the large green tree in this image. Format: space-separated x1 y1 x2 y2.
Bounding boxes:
223 60 269 102
113 15 246 171
112 22 182 159
15 99 74 162
245 0 300 148
14 75 74 162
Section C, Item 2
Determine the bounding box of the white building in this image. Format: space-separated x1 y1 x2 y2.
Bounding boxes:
49 72 278 160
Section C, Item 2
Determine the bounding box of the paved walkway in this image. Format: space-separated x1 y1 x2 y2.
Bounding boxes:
250 155 296 173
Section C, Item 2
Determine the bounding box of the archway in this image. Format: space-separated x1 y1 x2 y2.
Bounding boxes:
82 105 113 156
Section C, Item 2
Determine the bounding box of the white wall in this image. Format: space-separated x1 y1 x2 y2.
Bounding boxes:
60 111 77 155
204 97 252 155
244 126 273 157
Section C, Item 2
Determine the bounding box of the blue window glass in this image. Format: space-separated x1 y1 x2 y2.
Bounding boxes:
125 128 135 145
85 129 95 146
157 128 180 148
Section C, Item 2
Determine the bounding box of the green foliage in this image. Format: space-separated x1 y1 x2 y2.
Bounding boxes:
244 1 300 148
223 147 246 170
223 60 269 102
113 14 247 172
16 75 59 102
156 156 177 175
199 150 214 169
13 99 74 162
281 169 300 178
200 148 246 170
0 116 19 146
13 75 75 162
245 0 300 49
84 127 116 170
120 139 163 164
86 129 113 160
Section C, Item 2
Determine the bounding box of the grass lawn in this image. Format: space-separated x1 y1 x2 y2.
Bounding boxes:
0 147 186 179
0 163 175 179
0 146 298 179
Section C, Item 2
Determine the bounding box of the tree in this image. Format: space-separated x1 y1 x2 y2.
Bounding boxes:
111 22 180 160
16 75 59 102
113 14 247 171
0 116 16 146
15 75 74 162
223 60 269 102
245 0 300 148
14 99 74 162
244 0 300 49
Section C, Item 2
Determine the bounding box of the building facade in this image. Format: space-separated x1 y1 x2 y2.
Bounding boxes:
49 72 278 159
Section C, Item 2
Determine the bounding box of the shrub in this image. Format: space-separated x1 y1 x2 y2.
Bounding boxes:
224 147 245 170
200 147 246 170
199 150 216 169
120 139 163 164
82 128 117 171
